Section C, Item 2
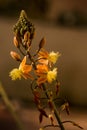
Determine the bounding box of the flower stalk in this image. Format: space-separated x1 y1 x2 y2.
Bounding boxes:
42 83 65 130
0 82 24 130
9 10 83 130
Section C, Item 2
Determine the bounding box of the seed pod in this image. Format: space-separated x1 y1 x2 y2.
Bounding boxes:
10 51 21 61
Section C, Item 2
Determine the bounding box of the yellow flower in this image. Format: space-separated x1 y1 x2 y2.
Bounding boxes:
48 51 60 64
9 56 32 80
47 68 57 83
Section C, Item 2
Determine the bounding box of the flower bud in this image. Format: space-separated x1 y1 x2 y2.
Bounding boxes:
24 31 30 42
39 37 46 49
13 36 20 48
10 51 21 61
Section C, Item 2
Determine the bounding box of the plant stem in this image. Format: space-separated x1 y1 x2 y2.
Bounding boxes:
0 82 24 130
42 83 65 130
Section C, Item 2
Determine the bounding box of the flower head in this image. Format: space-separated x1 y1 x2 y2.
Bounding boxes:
9 56 32 80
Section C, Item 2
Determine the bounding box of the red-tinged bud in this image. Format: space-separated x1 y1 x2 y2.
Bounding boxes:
10 51 21 61
38 106 48 118
33 89 40 105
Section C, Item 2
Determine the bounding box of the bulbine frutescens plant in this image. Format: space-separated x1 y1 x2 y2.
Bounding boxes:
9 10 83 130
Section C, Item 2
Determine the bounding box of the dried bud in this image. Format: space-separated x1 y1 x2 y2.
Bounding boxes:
49 114 55 126
10 51 21 61
39 37 46 49
48 100 53 111
24 31 30 42
61 102 70 115
56 82 60 95
27 39 31 47
13 36 20 48
38 106 48 118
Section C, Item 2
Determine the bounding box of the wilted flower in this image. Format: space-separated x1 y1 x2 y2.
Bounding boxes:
9 56 32 80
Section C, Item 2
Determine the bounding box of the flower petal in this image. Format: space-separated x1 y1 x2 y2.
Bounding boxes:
19 56 26 70
37 76 47 85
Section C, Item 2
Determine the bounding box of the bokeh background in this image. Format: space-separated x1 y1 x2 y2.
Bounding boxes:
0 0 87 109
0 0 87 129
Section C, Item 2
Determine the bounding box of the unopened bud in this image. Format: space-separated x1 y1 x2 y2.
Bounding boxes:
10 51 21 61
27 39 31 47
13 36 20 48
24 31 30 42
39 37 46 49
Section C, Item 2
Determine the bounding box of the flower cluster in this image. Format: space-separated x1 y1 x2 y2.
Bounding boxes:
9 11 60 86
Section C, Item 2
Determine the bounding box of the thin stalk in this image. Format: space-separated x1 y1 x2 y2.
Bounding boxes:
42 83 65 130
0 82 24 130
27 52 65 130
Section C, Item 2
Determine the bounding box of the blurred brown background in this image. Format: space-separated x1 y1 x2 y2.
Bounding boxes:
0 0 87 108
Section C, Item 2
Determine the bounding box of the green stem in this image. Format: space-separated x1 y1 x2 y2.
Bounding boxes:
0 82 24 130
42 84 65 130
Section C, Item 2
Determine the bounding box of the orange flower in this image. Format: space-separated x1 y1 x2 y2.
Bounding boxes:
38 49 60 65
36 64 48 85
9 56 32 80
38 49 49 65
19 56 32 79
36 64 57 85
